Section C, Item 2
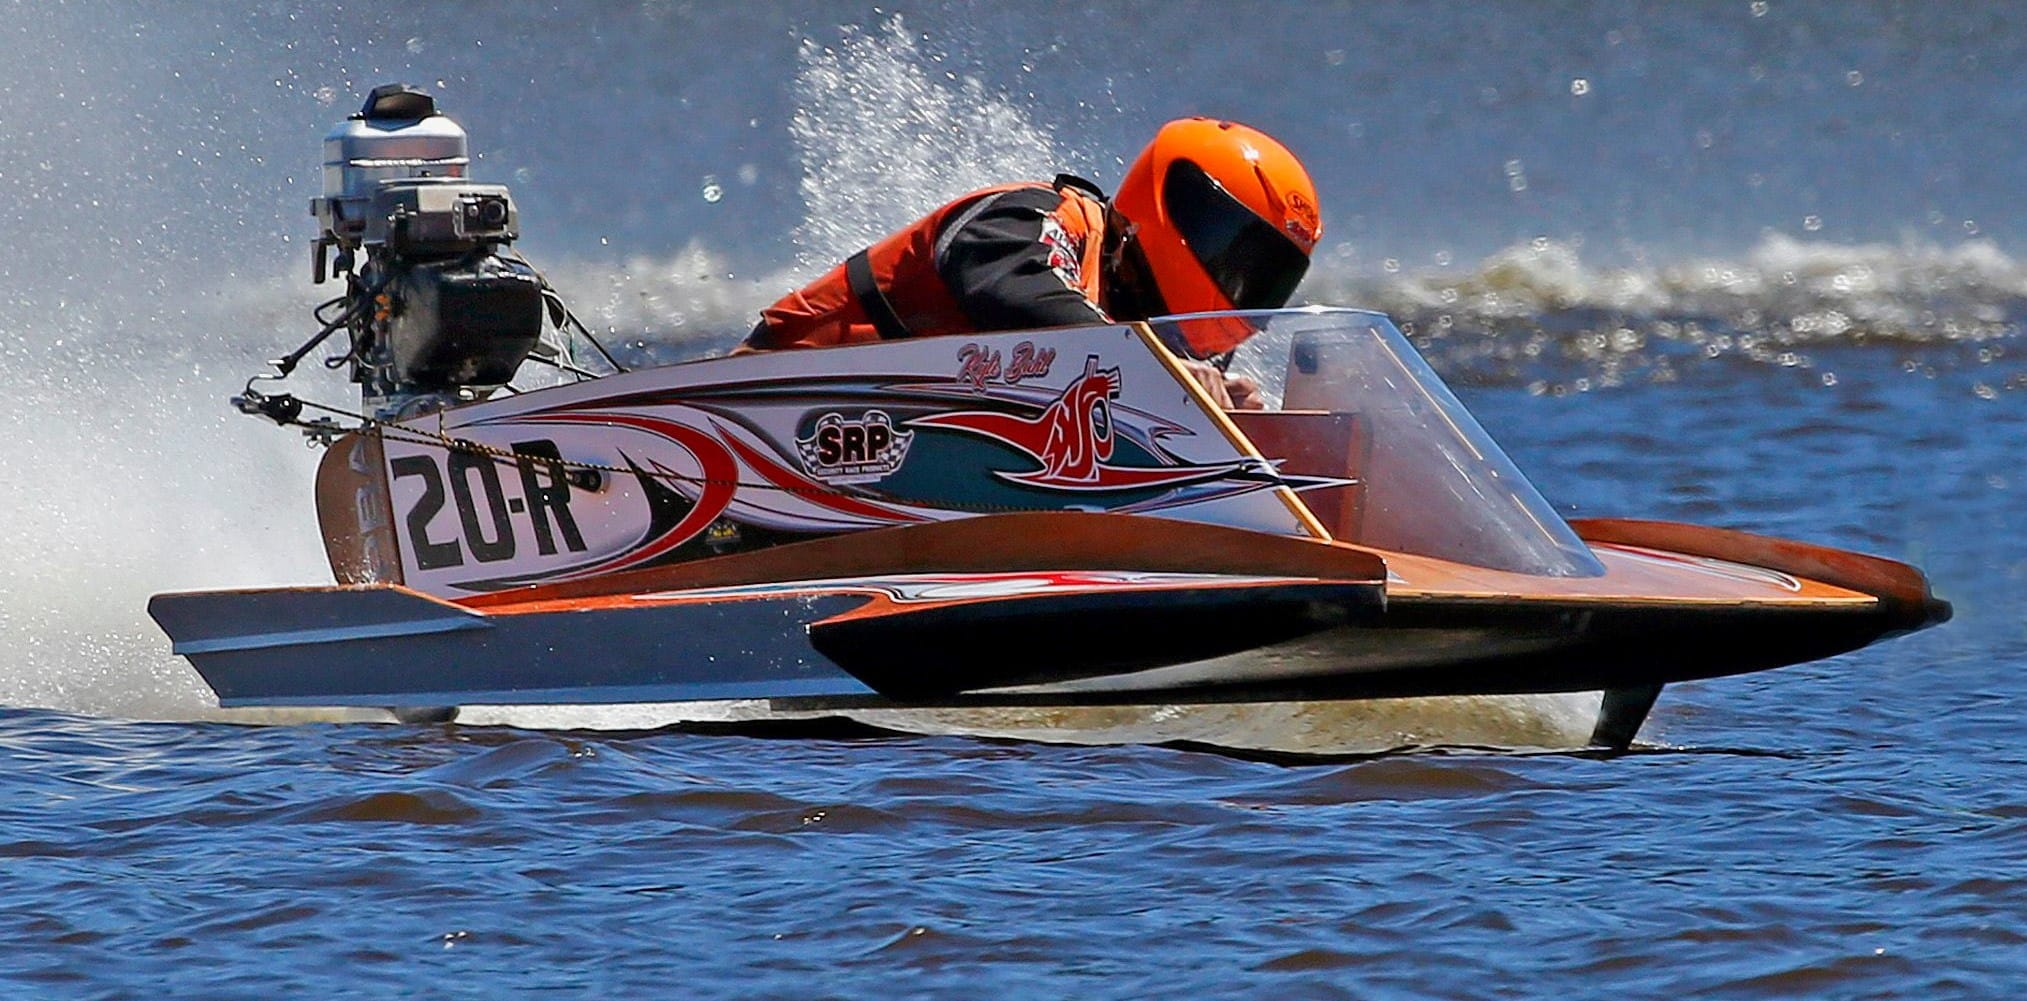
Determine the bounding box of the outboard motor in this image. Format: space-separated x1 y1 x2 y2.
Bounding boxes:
234 83 615 439
308 84 544 418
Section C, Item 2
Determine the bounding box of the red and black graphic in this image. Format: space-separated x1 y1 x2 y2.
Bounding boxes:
409 412 741 590
912 355 1252 492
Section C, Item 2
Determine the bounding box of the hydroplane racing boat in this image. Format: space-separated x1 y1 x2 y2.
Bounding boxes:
147 87 1948 748
150 307 1948 748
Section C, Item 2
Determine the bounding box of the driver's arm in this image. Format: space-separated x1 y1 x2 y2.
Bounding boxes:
936 188 1260 409
934 187 1110 330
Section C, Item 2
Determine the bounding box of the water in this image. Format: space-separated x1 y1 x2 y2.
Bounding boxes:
1 2 2022 995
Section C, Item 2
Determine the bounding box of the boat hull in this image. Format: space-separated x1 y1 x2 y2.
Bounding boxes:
149 512 1946 723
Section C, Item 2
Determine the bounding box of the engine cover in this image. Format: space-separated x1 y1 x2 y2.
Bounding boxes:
387 254 544 390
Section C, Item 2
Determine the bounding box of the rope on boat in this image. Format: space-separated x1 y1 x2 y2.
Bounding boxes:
283 393 850 498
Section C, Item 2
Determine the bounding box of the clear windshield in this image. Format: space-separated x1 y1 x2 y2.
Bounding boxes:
1150 309 1605 577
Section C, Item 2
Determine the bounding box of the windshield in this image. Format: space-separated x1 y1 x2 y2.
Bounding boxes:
1150 309 1605 577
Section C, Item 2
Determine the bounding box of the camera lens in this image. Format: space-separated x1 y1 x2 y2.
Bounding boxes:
476 197 509 228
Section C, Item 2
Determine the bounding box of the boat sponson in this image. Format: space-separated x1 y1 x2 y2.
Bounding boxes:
150 584 875 706
814 597 1901 708
810 579 1384 698
1568 518 1951 631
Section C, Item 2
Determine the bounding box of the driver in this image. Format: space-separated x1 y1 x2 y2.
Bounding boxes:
740 118 1322 410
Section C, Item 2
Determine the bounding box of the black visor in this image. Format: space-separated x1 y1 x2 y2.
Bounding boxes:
1162 159 1310 310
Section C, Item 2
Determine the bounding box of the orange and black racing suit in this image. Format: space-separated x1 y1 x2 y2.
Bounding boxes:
744 175 1116 349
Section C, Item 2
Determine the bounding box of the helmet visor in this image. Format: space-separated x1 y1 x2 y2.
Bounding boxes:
1162 159 1311 310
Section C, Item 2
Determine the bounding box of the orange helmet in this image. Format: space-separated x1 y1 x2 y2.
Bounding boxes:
1112 118 1322 317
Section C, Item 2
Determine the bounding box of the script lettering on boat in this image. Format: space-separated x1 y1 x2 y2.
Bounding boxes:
957 340 1056 391
389 439 591 571
1004 340 1056 384
957 343 1002 391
